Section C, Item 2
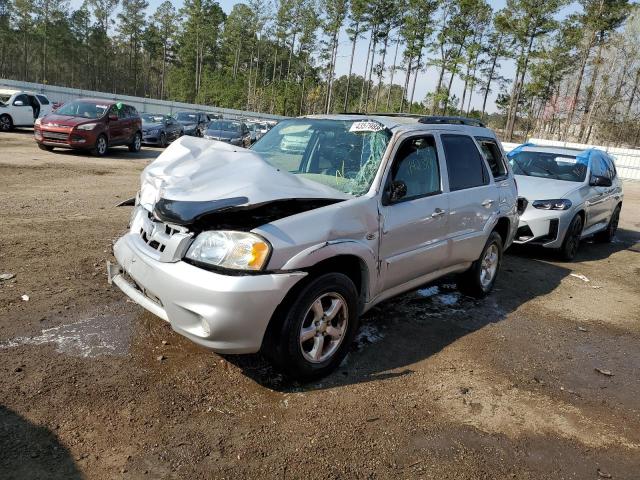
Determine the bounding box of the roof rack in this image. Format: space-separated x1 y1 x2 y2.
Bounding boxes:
341 112 425 119
418 116 486 127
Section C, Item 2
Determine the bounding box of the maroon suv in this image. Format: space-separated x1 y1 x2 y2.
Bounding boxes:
34 99 142 156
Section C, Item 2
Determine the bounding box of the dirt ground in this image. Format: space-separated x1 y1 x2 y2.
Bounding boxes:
1 129 639 480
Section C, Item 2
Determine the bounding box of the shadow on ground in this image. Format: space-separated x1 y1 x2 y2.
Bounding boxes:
227 227 639 391
0 406 81 480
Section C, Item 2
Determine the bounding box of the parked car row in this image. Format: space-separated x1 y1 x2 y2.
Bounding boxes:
106 114 624 380
0 88 272 156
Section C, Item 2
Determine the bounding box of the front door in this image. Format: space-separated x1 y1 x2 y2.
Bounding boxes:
379 134 449 292
107 105 126 144
440 133 499 265
585 155 612 229
12 94 33 125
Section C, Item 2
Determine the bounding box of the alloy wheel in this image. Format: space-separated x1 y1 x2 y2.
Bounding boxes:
299 292 349 364
0 116 11 131
480 243 499 289
97 136 107 155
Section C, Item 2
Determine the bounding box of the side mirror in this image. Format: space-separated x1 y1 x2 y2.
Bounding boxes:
590 175 612 187
108 114 118 121
384 180 408 204
14 100 24 106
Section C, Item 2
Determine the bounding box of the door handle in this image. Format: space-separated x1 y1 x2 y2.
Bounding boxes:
481 199 495 207
431 208 446 218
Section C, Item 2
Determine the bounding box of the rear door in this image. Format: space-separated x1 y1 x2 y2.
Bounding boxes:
441 133 499 265
35 95 52 117
11 94 33 125
475 136 515 211
378 134 449 292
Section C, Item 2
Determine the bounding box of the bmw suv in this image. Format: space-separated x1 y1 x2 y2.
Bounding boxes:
108 115 519 379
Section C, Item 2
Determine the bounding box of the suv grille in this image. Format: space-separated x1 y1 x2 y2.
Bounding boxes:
43 131 69 142
138 209 184 253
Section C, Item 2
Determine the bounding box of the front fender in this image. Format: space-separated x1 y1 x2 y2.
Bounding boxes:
280 239 377 301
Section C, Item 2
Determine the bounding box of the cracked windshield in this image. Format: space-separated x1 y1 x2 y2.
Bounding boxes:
251 118 392 196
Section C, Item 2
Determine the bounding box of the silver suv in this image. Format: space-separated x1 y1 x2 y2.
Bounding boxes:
108 115 519 379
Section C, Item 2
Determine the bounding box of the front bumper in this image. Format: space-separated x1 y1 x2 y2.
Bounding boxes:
35 127 94 149
142 132 162 145
514 206 573 248
108 233 306 353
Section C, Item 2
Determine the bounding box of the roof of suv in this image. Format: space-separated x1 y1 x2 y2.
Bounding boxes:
303 114 497 137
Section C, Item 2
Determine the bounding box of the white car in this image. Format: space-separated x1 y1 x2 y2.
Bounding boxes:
508 144 623 260
0 89 53 131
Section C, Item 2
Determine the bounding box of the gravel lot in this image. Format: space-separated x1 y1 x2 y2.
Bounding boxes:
1 129 639 479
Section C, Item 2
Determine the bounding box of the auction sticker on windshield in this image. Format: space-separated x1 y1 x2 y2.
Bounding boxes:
349 120 386 133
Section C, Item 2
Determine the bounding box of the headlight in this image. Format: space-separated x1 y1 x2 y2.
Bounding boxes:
532 199 572 210
76 123 97 131
185 231 271 271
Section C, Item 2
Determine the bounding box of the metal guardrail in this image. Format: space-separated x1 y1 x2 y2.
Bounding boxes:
0 78 289 122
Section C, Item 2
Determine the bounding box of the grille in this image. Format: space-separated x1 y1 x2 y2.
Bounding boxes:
43 131 69 142
138 209 184 253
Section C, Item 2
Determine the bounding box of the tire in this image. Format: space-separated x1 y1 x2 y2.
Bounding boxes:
159 132 167 148
558 214 583 261
128 132 142 152
264 273 359 381
595 204 621 243
92 134 108 156
38 144 54 151
457 231 503 298
0 114 13 132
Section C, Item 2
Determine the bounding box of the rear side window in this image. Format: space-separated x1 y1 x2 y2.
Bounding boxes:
475 137 507 179
441 134 489 191
36 94 49 105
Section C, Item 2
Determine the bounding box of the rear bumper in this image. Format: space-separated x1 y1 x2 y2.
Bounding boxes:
109 233 307 353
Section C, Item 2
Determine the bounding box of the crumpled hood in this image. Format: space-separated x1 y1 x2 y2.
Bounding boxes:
138 136 351 211
515 175 583 201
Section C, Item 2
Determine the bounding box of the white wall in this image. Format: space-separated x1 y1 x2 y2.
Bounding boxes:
0 78 287 122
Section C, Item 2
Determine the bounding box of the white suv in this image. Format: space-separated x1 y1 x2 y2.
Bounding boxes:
108 115 520 379
0 89 53 131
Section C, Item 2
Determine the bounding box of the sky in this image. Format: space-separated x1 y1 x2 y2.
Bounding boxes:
70 0 579 114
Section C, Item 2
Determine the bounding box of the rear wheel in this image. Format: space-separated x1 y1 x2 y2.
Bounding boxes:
264 273 359 381
559 214 583 261
92 134 108 156
128 132 142 152
457 231 503 298
595 204 621 243
0 114 13 132
38 144 54 151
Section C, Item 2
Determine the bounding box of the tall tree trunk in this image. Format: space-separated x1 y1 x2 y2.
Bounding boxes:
625 66 640 119
442 41 466 114
386 36 400 111
358 33 373 112
364 32 378 112
400 55 413 113
562 31 596 141
578 36 604 141
408 51 423 112
343 22 360 112
506 34 535 141
374 31 390 111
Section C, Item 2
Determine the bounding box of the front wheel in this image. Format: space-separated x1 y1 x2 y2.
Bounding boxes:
457 231 503 298
559 214 583 261
0 114 13 132
92 134 108 156
128 132 142 152
159 132 167 148
264 273 359 381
